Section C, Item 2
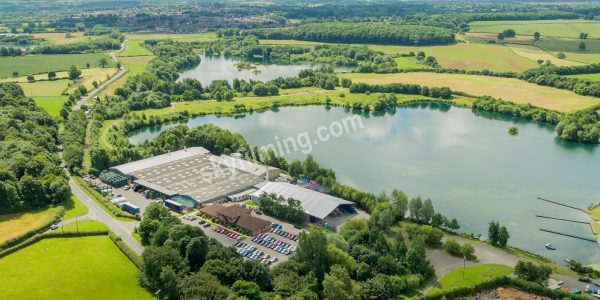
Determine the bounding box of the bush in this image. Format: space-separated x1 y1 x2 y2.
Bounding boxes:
109 231 143 269
0 234 42 258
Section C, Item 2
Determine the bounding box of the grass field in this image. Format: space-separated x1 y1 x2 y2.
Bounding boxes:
33 97 68 117
33 32 99 44
260 39 323 47
98 55 153 98
0 53 115 78
558 52 600 64
429 264 513 293
566 73 600 81
340 72 600 112
127 32 217 42
67 67 119 93
589 205 600 220
394 57 430 69
0 207 57 243
19 79 70 97
461 32 536 45
0 236 154 300
507 44 584 67
534 37 600 53
61 220 108 232
470 19 600 39
120 40 153 57
63 196 88 220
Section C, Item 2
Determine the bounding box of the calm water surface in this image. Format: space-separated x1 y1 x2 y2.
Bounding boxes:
130 104 600 264
178 54 351 85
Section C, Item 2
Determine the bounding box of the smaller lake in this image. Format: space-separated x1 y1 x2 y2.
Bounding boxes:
178 54 352 86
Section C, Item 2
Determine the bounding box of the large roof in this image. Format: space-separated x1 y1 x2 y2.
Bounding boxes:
111 147 209 174
251 182 354 219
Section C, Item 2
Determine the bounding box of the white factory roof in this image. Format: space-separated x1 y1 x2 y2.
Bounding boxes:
211 155 275 177
251 182 353 220
111 147 209 174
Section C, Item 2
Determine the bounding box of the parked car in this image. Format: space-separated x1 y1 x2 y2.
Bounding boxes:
580 278 592 283
50 224 59 230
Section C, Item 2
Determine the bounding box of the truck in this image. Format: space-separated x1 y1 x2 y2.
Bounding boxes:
119 202 140 215
164 199 184 213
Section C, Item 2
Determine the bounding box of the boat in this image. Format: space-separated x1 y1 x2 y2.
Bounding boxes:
545 243 557 250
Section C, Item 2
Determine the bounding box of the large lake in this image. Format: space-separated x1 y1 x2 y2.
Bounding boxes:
130 104 600 264
178 54 351 85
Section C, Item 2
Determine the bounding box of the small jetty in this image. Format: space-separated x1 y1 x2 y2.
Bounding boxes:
535 215 589 224
539 228 597 243
536 197 588 214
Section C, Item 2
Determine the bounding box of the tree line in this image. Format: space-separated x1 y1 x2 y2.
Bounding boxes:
0 83 70 213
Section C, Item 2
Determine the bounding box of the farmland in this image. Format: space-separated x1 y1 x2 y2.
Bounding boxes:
120 40 152 57
469 19 600 39
33 96 69 117
566 73 600 81
0 53 115 78
0 236 154 300
506 44 584 67
0 207 57 243
33 32 99 44
340 72 600 112
127 32 217 42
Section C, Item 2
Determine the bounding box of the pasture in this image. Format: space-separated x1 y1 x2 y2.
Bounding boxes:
19 80 70 97
33 96 69 117
120 40 153 57
534 37 600 53
340 72 600 112
0 207 57 243
461 32 536 44
559 52 600 64
469 19 600 39
507 44 584 67
0 236 154 300
566 73 600 81
428 264 513 293
0 53 114 78
127 32 217 42
33 32 98 44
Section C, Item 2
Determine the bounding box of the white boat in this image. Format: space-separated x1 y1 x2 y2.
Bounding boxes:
545 243 556 250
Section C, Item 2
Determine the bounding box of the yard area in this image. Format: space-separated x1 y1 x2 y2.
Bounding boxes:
428 263 513 293
0 236 154 300
340 72 600 113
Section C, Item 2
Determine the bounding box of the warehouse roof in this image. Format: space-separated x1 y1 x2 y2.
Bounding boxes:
251 182 354 220
111 147 209 174
133 179 178 197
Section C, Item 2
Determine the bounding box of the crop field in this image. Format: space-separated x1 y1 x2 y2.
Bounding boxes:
367 43 538 72
341 72 600 112
559 52 600 64
507 44 584 67
0 236 154 300
469 19 600 39
0 53 114 78
428 264 513 293
33 32 99 44
0 207 57 243
461 32 536 44
127 32 217 42
120 40 153 57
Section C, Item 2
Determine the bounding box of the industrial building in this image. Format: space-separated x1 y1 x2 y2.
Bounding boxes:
109 147 276 207
251 182 356 222
199 204 271 234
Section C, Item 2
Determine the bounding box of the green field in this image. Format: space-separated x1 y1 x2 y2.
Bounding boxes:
19 80 70 97
0 53 115 78
0 236 154 300
340 72 600 113
507 44 584 67
120 40 153 57
534 37 600 53
429 264 513 293
63 195 88 220
127 32 217 42
98 55 153 98
394 57 431 69
61 220 108 232
470 19 600 39
33 96 69 117
566 73 600 81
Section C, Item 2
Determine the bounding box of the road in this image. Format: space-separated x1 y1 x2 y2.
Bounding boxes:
68 179 143 254
73 40 128 110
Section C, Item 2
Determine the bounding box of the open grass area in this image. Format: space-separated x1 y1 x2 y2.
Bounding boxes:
507 44 584 67
461 32 536 45
260 39 323 47
33 32 99 44
0 207 57 244
534 37 600 53
429 264 513 293
127 32 217 42
340 72 600 112
368 43 538 72
566 73 600 81
0 53 115 78
557 51 600 64
61 220 108 232
120 40 153 57
19 79 70 97
68 67 119 93
470 19 600 39
589 204 600 221
62 195 88 220
33 96 69 117
394 56 430 69
0 236 154 300
98 55 152 98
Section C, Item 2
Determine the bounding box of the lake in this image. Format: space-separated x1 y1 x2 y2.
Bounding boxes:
129 104 600 264
178 54 351 85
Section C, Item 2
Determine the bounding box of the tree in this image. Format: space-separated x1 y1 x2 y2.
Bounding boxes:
68 65 82 80
557 52 566 59
62 144 83 170
296 229 329 284
498 225 510 247
420 198 434 224
431 213 444 228
360 275 389 300
323 265 360 300
497 33 504 40
99 57 109 68
579 32 588 39
408 197 423 221
186 236 208 272
534 32 540 40
12 71 18 77
514 261 551 285
232 280 261 300
178 272 231 300
579 42 587 51
391 189 408 220
48 71 56 80
140 246 186 291
448 218 460 231
26 75 34 82
158 267 179 299
488 221 501 246
288 159 303 177
252 83 269 96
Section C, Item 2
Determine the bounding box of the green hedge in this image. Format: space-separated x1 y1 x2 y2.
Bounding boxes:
109 231 143 269
73 177 139 220
0 234 43 258
44 231 109 238
0 206 65 251
420 276 590 300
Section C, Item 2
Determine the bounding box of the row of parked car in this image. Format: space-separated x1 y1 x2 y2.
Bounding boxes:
234 241 278 265
252 233 296 255
213 226 243 240
269 224 299 241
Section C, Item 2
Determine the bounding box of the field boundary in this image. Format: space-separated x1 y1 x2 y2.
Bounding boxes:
0 206 65 251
